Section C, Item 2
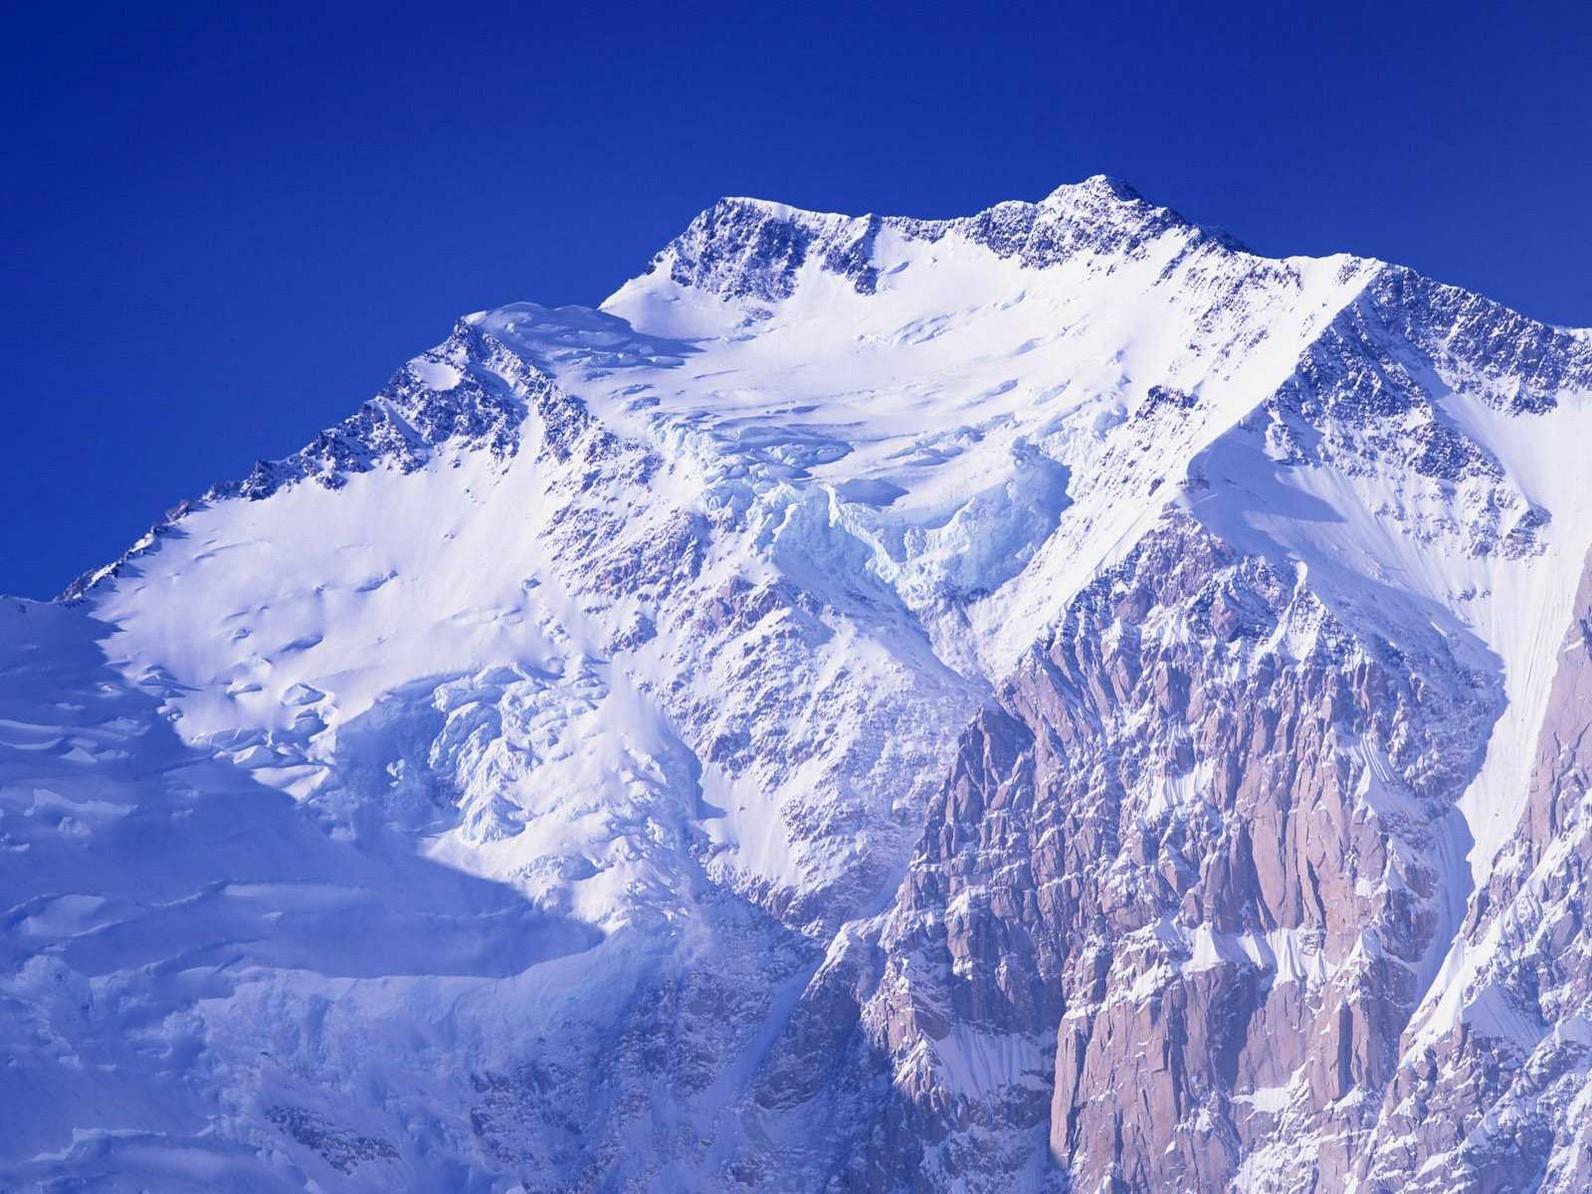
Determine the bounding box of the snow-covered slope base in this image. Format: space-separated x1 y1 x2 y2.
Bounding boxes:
8 178 1592 1191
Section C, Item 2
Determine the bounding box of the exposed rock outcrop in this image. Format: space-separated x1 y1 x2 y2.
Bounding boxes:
800 512 1496 1190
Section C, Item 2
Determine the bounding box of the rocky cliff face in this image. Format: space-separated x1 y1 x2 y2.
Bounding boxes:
779 512 1497 1190
1360 546 1592 1193
8 180 1592 1191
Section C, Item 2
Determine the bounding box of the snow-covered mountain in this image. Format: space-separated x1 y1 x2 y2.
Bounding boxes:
7 177 1592 1191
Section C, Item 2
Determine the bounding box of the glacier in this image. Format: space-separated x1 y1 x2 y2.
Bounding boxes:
7 176 1592 1191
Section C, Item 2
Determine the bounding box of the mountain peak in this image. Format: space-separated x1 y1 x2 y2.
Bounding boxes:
1038 173 1249 252
641 175 1239 307
21 174 1592 1192
1043 172 1143 204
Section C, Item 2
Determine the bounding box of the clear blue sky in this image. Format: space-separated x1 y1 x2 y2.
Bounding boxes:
4 1 1589 597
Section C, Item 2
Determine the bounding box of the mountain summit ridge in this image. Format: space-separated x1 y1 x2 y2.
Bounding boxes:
647 175 1255 305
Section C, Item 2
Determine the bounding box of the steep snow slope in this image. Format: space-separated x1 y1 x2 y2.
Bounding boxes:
592 179 1378 676
8 178 1592 1191
74 179 1380 937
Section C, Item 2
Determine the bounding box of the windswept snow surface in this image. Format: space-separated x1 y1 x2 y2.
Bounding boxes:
7 177 1592 1189
0 599 600 1190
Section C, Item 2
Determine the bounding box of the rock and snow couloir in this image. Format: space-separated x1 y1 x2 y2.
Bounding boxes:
6 176 1592 1191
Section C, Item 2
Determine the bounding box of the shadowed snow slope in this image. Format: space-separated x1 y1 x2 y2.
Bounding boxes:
9 178 1592 1191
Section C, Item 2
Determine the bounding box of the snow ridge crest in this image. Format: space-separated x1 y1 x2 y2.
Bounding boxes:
649 174 1244 305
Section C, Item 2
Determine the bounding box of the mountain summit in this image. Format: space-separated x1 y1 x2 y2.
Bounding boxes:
9 181 1592 1191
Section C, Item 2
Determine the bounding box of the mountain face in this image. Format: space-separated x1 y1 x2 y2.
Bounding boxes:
6 176 1592 1192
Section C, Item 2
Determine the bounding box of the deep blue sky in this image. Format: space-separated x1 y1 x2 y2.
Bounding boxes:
4 2 1589 597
